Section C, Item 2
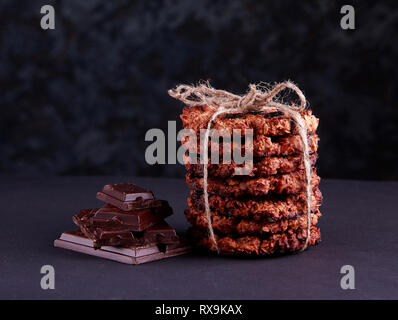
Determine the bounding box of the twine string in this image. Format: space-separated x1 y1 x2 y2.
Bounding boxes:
169 81 312 253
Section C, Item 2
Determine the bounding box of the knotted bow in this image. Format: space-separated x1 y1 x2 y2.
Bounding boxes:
169 81 312 253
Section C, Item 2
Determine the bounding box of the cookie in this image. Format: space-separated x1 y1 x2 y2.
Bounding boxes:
189 226 321 255
186 168 320 197
188 188 322 222
182 133 319 158
185 207 321 235
185 153 318 178
181 105 319 136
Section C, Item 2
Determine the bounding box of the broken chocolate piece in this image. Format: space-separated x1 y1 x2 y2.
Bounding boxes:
144 221 180 244
93 201 172 230
73 209 177 248
87 221 179 248
102 183 154 201
96 191 164 211
54 229 190 265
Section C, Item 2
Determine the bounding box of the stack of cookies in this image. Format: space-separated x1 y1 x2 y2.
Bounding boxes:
55 183 190 264
180 105 322 255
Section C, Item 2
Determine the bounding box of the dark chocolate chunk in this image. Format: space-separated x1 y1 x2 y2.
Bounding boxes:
102 183 154 201
54 229 191 265
73 208 177 248
93 201 172 230
144 222 179 244
96 191 163 211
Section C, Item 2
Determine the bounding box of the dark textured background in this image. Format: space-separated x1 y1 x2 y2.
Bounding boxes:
1 0 397 179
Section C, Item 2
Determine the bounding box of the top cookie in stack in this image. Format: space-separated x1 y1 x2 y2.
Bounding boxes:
180 105 322 256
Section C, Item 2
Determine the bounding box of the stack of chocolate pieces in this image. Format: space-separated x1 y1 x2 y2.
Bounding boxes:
55 183 190 264
180 105 322 255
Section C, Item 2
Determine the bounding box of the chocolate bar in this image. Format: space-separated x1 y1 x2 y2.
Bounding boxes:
143 222 180 244
74 203 172 231
54 229 191 265
93 202 172 230
55 181 190 263
89 222 180 248
102 183 154 201
96 183 161 212
73 209 178 248
96 192 164 211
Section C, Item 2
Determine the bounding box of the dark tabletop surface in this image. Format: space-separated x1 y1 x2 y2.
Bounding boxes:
0 176 397 300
